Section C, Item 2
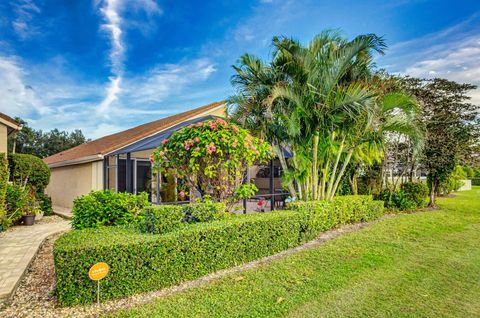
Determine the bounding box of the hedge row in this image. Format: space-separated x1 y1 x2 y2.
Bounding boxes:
54 211 303 305
288 195 385 241
54 195 384 306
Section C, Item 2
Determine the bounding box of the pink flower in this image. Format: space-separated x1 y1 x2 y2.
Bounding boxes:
231 125 239 133
206 142 217 154
232 139 238 148
221 137 225 142
195 147 200 152
216 118 228 126
188 139 194 146
162 139 168 145
196 122 204 127
194 137 200 143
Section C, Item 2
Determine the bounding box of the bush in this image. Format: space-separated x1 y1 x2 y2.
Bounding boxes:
400 182 429 208
472 178 480 186
141 205 184 234
54 195 385 305
183 199 228 223
378 189 416 210
0 153 8 231
37 192 53 216
54 211 303 305
8 153 50 192
288 195 384 241
71 190 149 229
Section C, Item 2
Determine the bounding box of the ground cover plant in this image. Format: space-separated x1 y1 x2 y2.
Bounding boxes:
107 187 480 318
54 195 383 305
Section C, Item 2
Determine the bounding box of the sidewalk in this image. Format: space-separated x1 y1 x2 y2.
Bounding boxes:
0 220 71 302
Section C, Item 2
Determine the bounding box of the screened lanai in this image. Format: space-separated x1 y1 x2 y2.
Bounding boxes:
102 115 290 212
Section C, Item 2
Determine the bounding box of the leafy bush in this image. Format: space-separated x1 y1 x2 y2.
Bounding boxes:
37 192 53 216
54 195 385 305
3 184 38 228
378 189 417 210
472 178 480 186
8 153 50 192
400 182 429 208
54 211 303 305
183 199 228 223
288 195 384 240
71 190 149 229
142 205 184 234
0 154 8 231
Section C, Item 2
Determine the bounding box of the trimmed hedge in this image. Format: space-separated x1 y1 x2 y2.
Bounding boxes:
183 200 228 223
288 195 384 241
71 190 149 229
54 195 384 306
54 211 303 306
142 205 184 234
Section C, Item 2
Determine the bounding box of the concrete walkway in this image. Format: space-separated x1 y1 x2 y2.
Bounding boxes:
0 220 71 302
53 206 73 220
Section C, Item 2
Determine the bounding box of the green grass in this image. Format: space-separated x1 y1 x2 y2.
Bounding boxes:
107 188 480 318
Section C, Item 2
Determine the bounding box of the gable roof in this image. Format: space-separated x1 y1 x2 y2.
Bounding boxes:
0 112 22 134
44 101 226 167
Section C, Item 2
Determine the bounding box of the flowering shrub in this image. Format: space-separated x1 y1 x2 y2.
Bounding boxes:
152 118 272 203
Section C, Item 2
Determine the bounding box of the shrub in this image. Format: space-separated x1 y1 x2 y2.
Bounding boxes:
141 205 184 234
54 211 303 305
8 153 50 192
183 199 228 223
288 195 384 240
71 190 149 230
3 184 38 228
472 178 480 186
37 192 53 216
0 153 8 231
400 182 428 208
378 189 417 210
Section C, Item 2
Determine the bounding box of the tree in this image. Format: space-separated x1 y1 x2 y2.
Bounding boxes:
152 118 272 205
403 78 479 207
229 31 422 201
8 118 89 158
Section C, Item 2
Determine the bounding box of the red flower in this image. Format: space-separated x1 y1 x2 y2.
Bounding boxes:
194 137 200 143
162 139 168 145
258 199 265 206
208 121 218 130
231 125 239 133
216 118 228 126
206 142 217 154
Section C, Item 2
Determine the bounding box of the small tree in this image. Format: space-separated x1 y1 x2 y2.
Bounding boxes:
153 118 272 204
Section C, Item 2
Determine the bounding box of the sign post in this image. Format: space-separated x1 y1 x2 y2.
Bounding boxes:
89 262 109 305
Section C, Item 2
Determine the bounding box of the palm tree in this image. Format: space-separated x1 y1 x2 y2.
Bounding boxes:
229 31 423 201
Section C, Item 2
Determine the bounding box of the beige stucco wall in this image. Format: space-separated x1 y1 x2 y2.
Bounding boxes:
0 123 7 153
46 160 103 209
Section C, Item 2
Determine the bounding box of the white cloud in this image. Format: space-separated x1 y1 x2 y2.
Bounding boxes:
0 56 49 116
381 13 480 105
11 0 41 39
125 58 216 104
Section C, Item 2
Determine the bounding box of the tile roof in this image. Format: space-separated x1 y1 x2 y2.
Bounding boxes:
44 101 225 166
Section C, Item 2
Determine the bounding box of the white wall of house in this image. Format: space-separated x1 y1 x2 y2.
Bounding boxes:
0 123 7 153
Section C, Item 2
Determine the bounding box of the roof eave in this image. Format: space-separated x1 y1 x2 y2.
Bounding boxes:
47 154 104 168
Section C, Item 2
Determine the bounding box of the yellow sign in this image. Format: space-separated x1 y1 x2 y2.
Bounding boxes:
89 262 109 281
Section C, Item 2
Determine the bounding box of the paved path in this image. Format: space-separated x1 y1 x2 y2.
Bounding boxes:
0 221 71 302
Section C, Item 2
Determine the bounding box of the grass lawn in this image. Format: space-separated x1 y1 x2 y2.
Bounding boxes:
107 188 480 318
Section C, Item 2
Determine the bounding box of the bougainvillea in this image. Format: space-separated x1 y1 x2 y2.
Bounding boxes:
152 118 272 203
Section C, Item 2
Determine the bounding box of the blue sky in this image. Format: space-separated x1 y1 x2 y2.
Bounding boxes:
0 0 479 138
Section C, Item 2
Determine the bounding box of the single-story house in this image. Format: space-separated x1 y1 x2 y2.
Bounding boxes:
44 101 285 210
0 112 22 153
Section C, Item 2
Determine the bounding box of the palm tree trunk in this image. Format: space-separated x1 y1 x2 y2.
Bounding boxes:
326 136 345 199
273 142 297 198
311 133 320 200
329 148 354 200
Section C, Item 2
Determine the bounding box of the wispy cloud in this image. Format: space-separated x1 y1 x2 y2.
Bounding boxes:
380 12 480 104
11 0 41 39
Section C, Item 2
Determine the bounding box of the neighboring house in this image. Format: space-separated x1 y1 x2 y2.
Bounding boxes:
0 112 22 153
44 102 227 209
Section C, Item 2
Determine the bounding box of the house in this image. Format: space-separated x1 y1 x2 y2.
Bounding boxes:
0 112 22 153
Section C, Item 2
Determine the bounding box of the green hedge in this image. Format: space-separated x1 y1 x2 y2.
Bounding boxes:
288 195 384 241
71 190 149 229
54 195 384 306
54 211 303 306
141 205 184 234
